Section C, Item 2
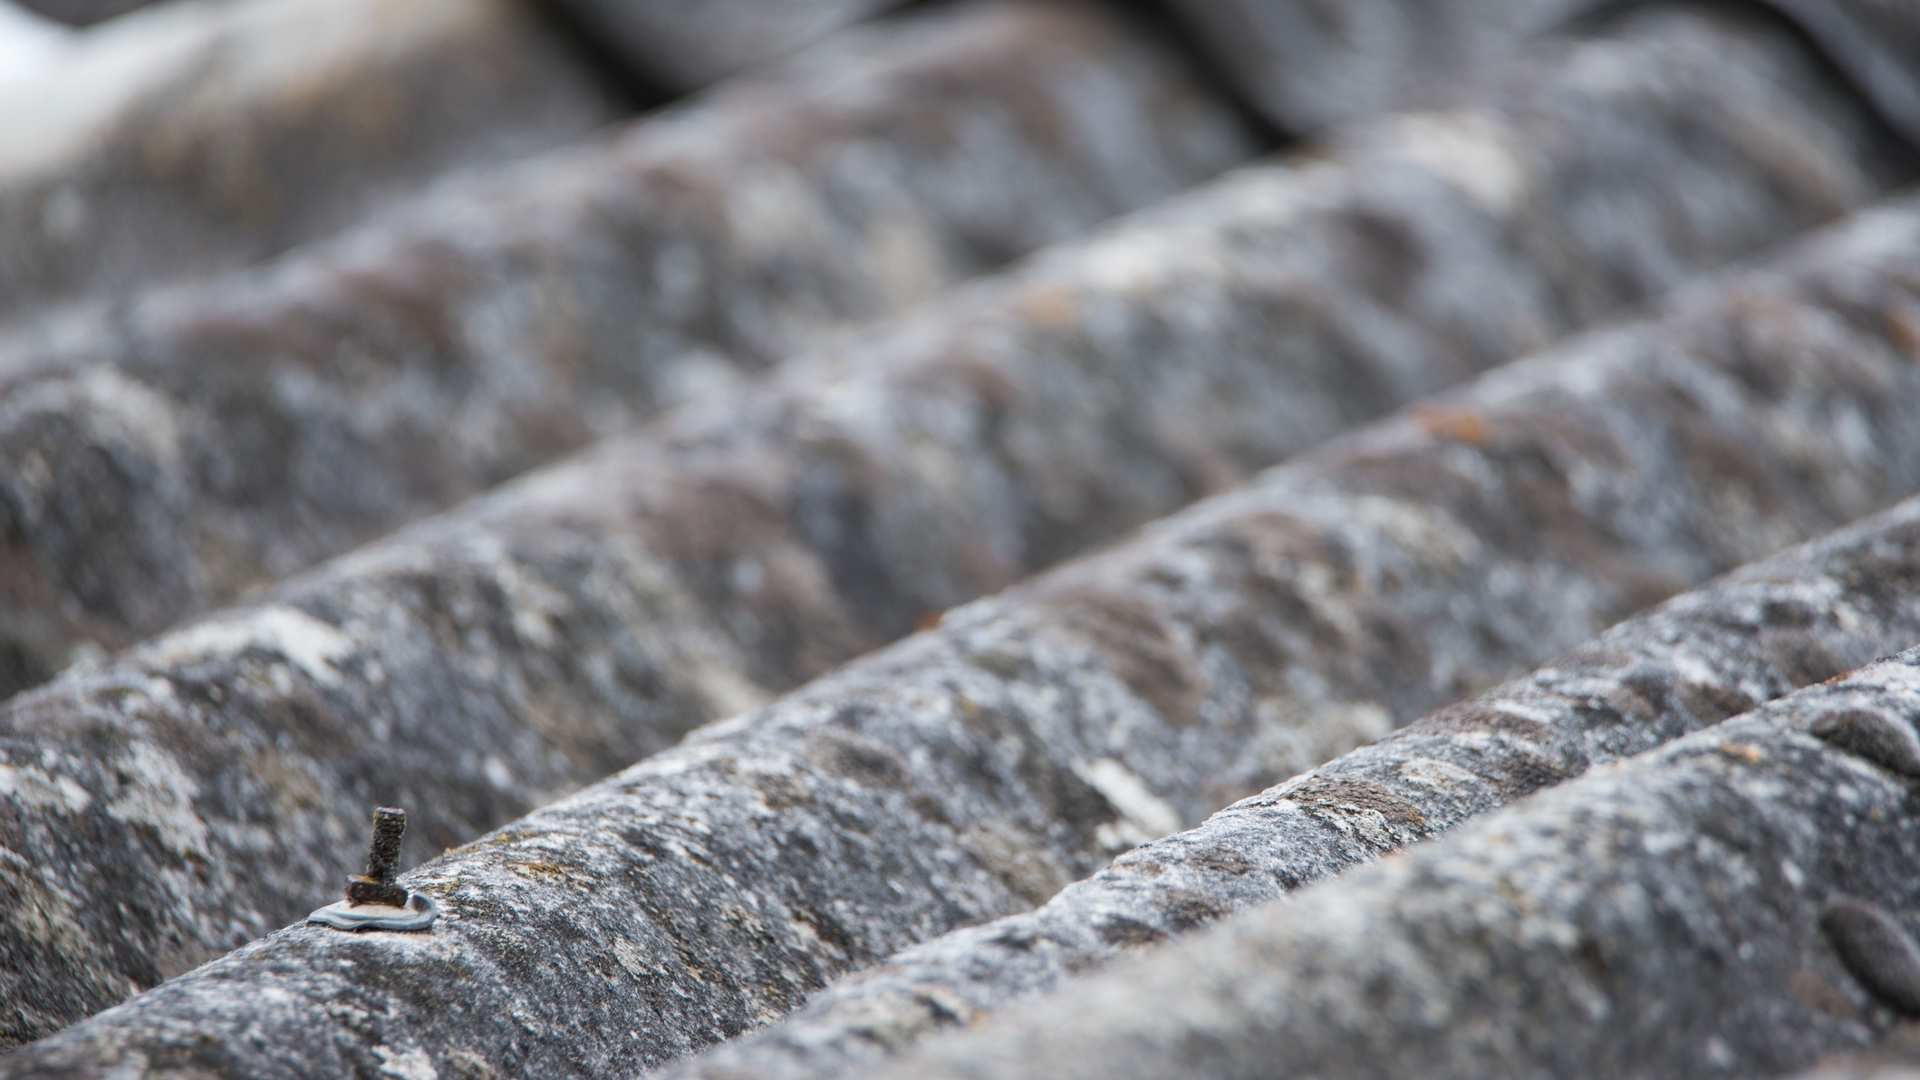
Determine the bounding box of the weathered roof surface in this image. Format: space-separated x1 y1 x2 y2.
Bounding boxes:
14 0 162 26
856 643 1920 1079
1763 1 1920 145
1159 0 1920 145
3 0 1920 1075
1802 1056 1920 1080
1155 0 1591 134
21 0 901 88
0 0 1253 698
0 1 1900 1052
655 491 1920 1077
0 0 627 327
12 103 1920 1080
543 0 908 94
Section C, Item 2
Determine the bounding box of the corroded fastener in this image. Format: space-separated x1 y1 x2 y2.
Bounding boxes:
307 807 439 932
348 806 411 907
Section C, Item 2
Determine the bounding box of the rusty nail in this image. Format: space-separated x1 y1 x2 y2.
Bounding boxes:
345 806 411 908
309 806 439 932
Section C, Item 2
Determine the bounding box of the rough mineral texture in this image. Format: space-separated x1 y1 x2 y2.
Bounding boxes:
1156 0 1920 145
1760 0 1920 147
657 496 1920 1080
12 0 148 28
0 0 626 327
1150 0 1586 134
0 4 1897 1047
1803 1066 1920 1080
12 156 1920 1074
0 0 1257 696
546 0 905 94
1795 1048 1920 1080
864 644 1920 1080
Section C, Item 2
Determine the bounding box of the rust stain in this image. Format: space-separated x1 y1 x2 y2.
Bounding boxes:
1886 302 1920 361
1014 285 1080 327
1408 405 1489 446
507 859 588 888
1788 968 1860 1021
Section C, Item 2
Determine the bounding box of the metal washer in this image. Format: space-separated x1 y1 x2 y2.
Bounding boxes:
307 891 440 932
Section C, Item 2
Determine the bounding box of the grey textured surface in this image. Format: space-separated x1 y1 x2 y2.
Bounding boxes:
0 0 1256 697
546 0 906 93
1795 1045 1920 1080
11 147 1920 1076
0 0 626 324
658 496 1920 1080
0 4 1893 1048
1760 1 1920 146
867 644 1920 1080
1151 0 1584 134
1155 0 1920 146
14 0 154 27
